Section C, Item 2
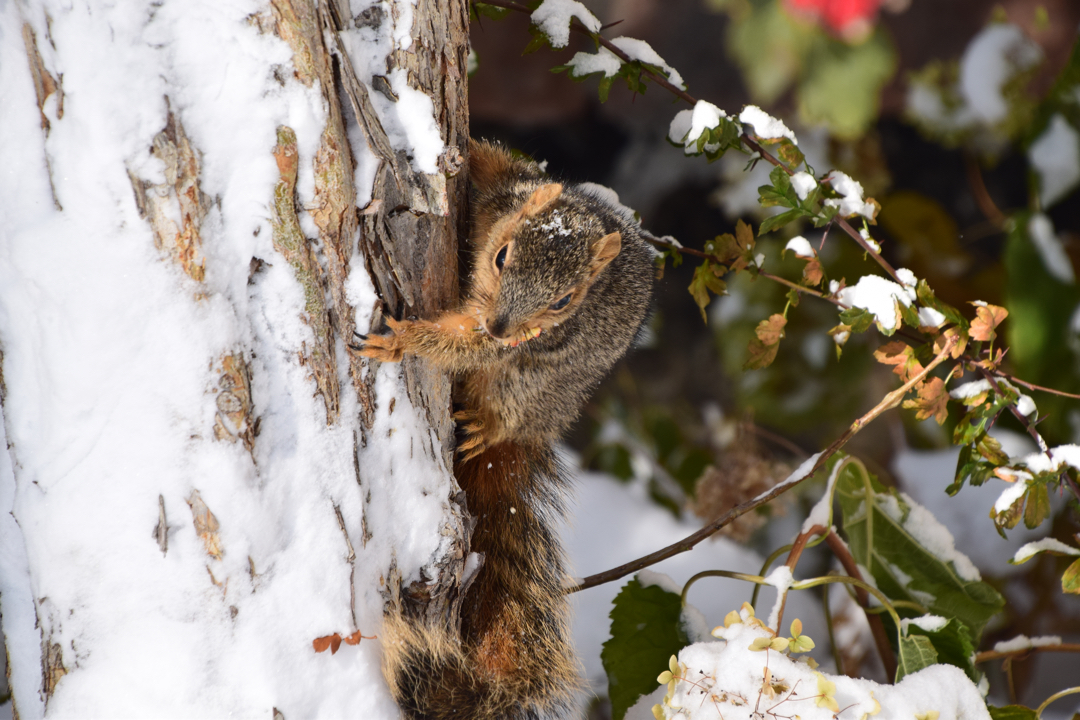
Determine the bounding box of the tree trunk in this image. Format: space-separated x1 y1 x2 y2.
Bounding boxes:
0 0 468 716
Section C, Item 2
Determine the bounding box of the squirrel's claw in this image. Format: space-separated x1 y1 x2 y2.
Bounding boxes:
455 411 488 461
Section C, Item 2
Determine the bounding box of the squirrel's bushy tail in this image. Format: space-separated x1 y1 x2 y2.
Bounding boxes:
381 442 581 720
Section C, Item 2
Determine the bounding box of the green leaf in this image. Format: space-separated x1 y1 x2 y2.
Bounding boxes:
835 462 1005 641
916 280 969 329
988 706 1039 720
896 634 938 682
758 208 805 236
602 577 689 720
471 2 511 20
839 307 874 334
903 617 980 684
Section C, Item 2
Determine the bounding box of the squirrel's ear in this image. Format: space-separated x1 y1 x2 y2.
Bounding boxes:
589 232 622 277
469 139 516 191
519 183 563 218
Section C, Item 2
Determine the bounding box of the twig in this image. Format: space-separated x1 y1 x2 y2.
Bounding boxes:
570 334 957 593
975 643 1080 663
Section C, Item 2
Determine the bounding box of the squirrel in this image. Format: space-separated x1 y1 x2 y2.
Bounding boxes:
353 139 655 719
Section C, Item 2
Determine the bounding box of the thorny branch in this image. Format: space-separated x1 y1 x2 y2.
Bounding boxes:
571 334 958 592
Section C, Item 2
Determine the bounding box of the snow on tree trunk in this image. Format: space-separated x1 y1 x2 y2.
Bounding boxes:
0 0 469 716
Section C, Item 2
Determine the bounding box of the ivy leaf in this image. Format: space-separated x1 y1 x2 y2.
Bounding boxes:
903 617 980 684
902 377 950 424
970 303 1008 342
688 261 727 322
602 577 688 720
745 314 787 370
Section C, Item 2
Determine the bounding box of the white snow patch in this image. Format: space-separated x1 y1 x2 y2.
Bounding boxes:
1027 213 1075 284
993 634 1062 653
960 24 1042 125
637 569 683 595
918 307 947 328
566 46 622 78
1029 114 1080 207
763 566 794 630
610 37 685 90
836 275 912 332
531 0 601 48
653 622 990 720
785 236 815 258
950 379 993 400
791 171 817 201
1012 537 1080 564
825 171 876 219
368 68 444 174
900 614 949 633
739 105 798 144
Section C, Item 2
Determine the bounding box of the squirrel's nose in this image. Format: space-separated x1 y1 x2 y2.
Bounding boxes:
485 315 510 339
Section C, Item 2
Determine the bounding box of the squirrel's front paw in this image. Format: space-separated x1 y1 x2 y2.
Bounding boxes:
350 317 412 363
453 409 488 462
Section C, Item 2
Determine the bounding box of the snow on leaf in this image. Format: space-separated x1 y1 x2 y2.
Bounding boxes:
739 105 798 144
530 0 601 48
609 37 685 90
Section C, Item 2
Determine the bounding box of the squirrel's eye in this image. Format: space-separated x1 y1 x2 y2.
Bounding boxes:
549 293 573 311
494 245 509 272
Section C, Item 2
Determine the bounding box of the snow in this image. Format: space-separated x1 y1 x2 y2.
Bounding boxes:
836 275 913 332
564 471 827 701
785 236 815 258
763 566 794 630
739 105 798 144
896 267 918 287
368 68 444 174
566 46 623 78
758 452 824 503
530 0 602 49
1029 114 1080 208
1027 213 1076 285
0 0 454 716
649 621 990 720
609 37 685 90
638 569 684 595
1012 537 1080 564
993 479 1029 514
669 101 729 156
824 170 876 219
959 24 1042 125
900 614 948 633
875 491 982 583
800 457 846 534
790 171 817 201
992 634 1063 653
950 379 993 400
918 307 947 328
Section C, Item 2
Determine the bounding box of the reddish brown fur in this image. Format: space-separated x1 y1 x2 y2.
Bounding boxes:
362 139 655 719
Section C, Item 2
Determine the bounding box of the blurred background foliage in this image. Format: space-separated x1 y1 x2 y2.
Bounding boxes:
468 0 1080 706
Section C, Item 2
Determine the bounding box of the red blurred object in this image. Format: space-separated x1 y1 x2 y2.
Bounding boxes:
784 0 884 40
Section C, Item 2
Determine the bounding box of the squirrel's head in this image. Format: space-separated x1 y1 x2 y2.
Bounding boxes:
471 183 621 347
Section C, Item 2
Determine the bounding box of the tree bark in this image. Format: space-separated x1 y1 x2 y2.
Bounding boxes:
0 0 469 715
